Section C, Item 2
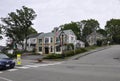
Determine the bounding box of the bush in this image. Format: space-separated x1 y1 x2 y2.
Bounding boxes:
43 48 87 59
43 54 62 59
6 53 16 58
64 50 74 57
81 48 87 52
75 48 87 54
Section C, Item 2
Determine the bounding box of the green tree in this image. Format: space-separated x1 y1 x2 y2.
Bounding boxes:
60 22 81 40
1 6 37 49
105 19 120 44
97 29 107 36
81 19 100 41
27 27 38 35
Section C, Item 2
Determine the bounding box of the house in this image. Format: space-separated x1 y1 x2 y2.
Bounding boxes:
86 32 105 46
24 33 42 52
36 29 77 54
75 40 85 48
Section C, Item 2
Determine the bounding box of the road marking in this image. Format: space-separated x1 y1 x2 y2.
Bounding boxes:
0 77 13 81
0 71 3 73
7 69 18 72
24 62 63 67
25 65 40 68
16 66 30 69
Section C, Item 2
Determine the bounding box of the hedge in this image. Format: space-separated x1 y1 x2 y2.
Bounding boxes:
44 48 87 59
43 54 62 59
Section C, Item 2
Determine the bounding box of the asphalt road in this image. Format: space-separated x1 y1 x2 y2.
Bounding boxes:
0 45 120 81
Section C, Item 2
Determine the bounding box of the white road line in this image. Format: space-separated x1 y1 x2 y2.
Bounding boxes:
0 72 3 73
25 65 39 68
27 62 63 67
25 62 62 67
16 66 30 69
0 77 13 81
7 69 18 72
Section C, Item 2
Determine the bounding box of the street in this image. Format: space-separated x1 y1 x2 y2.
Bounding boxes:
0 45 120 81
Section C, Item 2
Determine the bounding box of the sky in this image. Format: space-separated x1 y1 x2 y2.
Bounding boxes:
0 0 120 46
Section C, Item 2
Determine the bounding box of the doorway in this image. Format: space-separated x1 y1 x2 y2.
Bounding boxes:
45 47 49 54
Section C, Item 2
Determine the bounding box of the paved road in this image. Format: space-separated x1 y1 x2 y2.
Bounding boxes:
0 45 120 81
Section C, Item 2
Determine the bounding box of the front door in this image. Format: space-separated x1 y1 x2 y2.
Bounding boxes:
45 47 49 54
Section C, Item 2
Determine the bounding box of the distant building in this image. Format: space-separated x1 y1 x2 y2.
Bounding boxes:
86 32 105 46
75 40 85 48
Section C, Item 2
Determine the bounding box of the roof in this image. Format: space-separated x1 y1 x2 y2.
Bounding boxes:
38 29 75 38
27 33 42 38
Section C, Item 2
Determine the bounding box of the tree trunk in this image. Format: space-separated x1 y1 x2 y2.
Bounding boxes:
24 38 28 51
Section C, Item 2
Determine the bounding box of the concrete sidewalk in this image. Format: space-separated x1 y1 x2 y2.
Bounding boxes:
15 58 61 66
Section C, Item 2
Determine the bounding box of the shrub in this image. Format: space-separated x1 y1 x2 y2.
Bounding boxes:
64 50 74 57
43 48 87 59
80 48 87 52
6 53 16 58
75 48 87 54
43 54 62 59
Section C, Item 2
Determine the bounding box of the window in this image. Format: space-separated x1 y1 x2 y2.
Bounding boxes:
39 39 42 44
45 38 49 44
56 46 61 52
56 37 60 43
51 37 53 43
39 47 42 51
51 46 53 52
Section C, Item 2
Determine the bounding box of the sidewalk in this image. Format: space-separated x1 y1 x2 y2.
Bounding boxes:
15 58 61 66
68 46 111 60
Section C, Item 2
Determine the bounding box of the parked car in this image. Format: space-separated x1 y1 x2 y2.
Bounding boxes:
0 54 15 70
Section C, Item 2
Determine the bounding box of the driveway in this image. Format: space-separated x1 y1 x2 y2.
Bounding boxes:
22 54 43 60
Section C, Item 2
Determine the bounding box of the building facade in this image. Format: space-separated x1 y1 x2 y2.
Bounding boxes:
36 30 77 54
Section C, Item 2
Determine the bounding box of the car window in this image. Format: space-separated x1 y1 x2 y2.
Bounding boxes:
0 54 9 59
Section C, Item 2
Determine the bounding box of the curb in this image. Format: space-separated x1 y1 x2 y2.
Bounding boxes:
70 46 111 60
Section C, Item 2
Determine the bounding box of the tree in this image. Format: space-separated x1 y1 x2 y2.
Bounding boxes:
105 19 120 44
97 29 107 36
60 22 81 40
81 19 100 41
27 27 38 35
1 6 37 50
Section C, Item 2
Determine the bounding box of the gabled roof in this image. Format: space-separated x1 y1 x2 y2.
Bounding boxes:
27 33 42 38
38 29 76 38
